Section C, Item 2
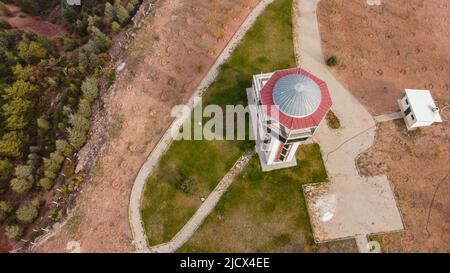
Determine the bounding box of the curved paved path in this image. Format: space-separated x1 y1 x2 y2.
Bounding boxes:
294 0 403 252
129 0 275 252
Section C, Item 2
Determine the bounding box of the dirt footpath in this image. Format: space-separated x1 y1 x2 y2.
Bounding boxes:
318 0 450 252
0 4 66 38
35 0 260 253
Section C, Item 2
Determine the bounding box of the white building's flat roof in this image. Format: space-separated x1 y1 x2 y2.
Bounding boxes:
405 89 442 123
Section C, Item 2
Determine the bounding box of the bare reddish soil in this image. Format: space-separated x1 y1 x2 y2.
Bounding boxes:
0 4 65 38
35 0 260 253
318 0 450 115
318 0 450 252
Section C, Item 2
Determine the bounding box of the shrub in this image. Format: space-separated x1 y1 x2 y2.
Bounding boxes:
68 127 87 151
43 151 65 177
14 164 33 178
177 178 197 195
39 177 53 190
10 164 34 194
107 69 116 88
17 41 48 64
37 116 51 131
27 153 40 167
0 158 13 182
90 27 111 53
104 2 115 22
0 131 24 158
77 98 92 118
326 56 337 67
10 178 32 194
31 197 44 208
81 77 99 102
16 203 38 224
68 113 90 132
88 53 102 69
111 21 121 33
0 200 13 221
115 3 130 25
55 139 73 157
326 111 341 129
4 224 23 240
12 64 33 80
63 37 78 52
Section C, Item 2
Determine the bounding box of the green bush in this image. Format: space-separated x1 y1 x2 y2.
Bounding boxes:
55 139 74 157
88 53 102 69
0 158 13 182
16 203 39 224
111 21 121 33
68 113 90 132
77 98 92 118
10 177 32 193
326 56 337 67
43 151 65 179
12 64 33 80
63 37 78 52
17 41 48 64
0 131 25 159
326 111 341 129
4 224 23 240
68 127 87 151
39 177 53 190
10 164 34 194
81 77 99 102
104 2 115 22
37 116 51 131
0 200 13 221
90 27 111 53
115 3 130 26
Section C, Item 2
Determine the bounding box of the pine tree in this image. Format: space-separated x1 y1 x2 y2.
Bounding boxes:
104 2 115 22
68 127 87 151
115 2 130 26
91 27 111 53
0 200 13 221
69 113 90 133
4 224 23 240
55 139 74 157
0 158 13 182
10 164 34 194
81 77 99 103
0 131 24 158
16 203 38 224
77 98 92 118
39 177 53 191
10 177 33 194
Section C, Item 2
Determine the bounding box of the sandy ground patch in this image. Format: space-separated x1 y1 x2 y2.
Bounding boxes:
318 0 450 252
34 0 260 253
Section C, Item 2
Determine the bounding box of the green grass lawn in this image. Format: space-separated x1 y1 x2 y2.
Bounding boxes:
140 0 296 246
178 144 328 253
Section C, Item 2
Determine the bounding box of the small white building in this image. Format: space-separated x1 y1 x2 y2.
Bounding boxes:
398 89 442 130
247 68 332 172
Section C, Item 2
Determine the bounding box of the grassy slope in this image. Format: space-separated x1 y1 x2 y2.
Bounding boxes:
178 144 327 252
140 0 296 246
